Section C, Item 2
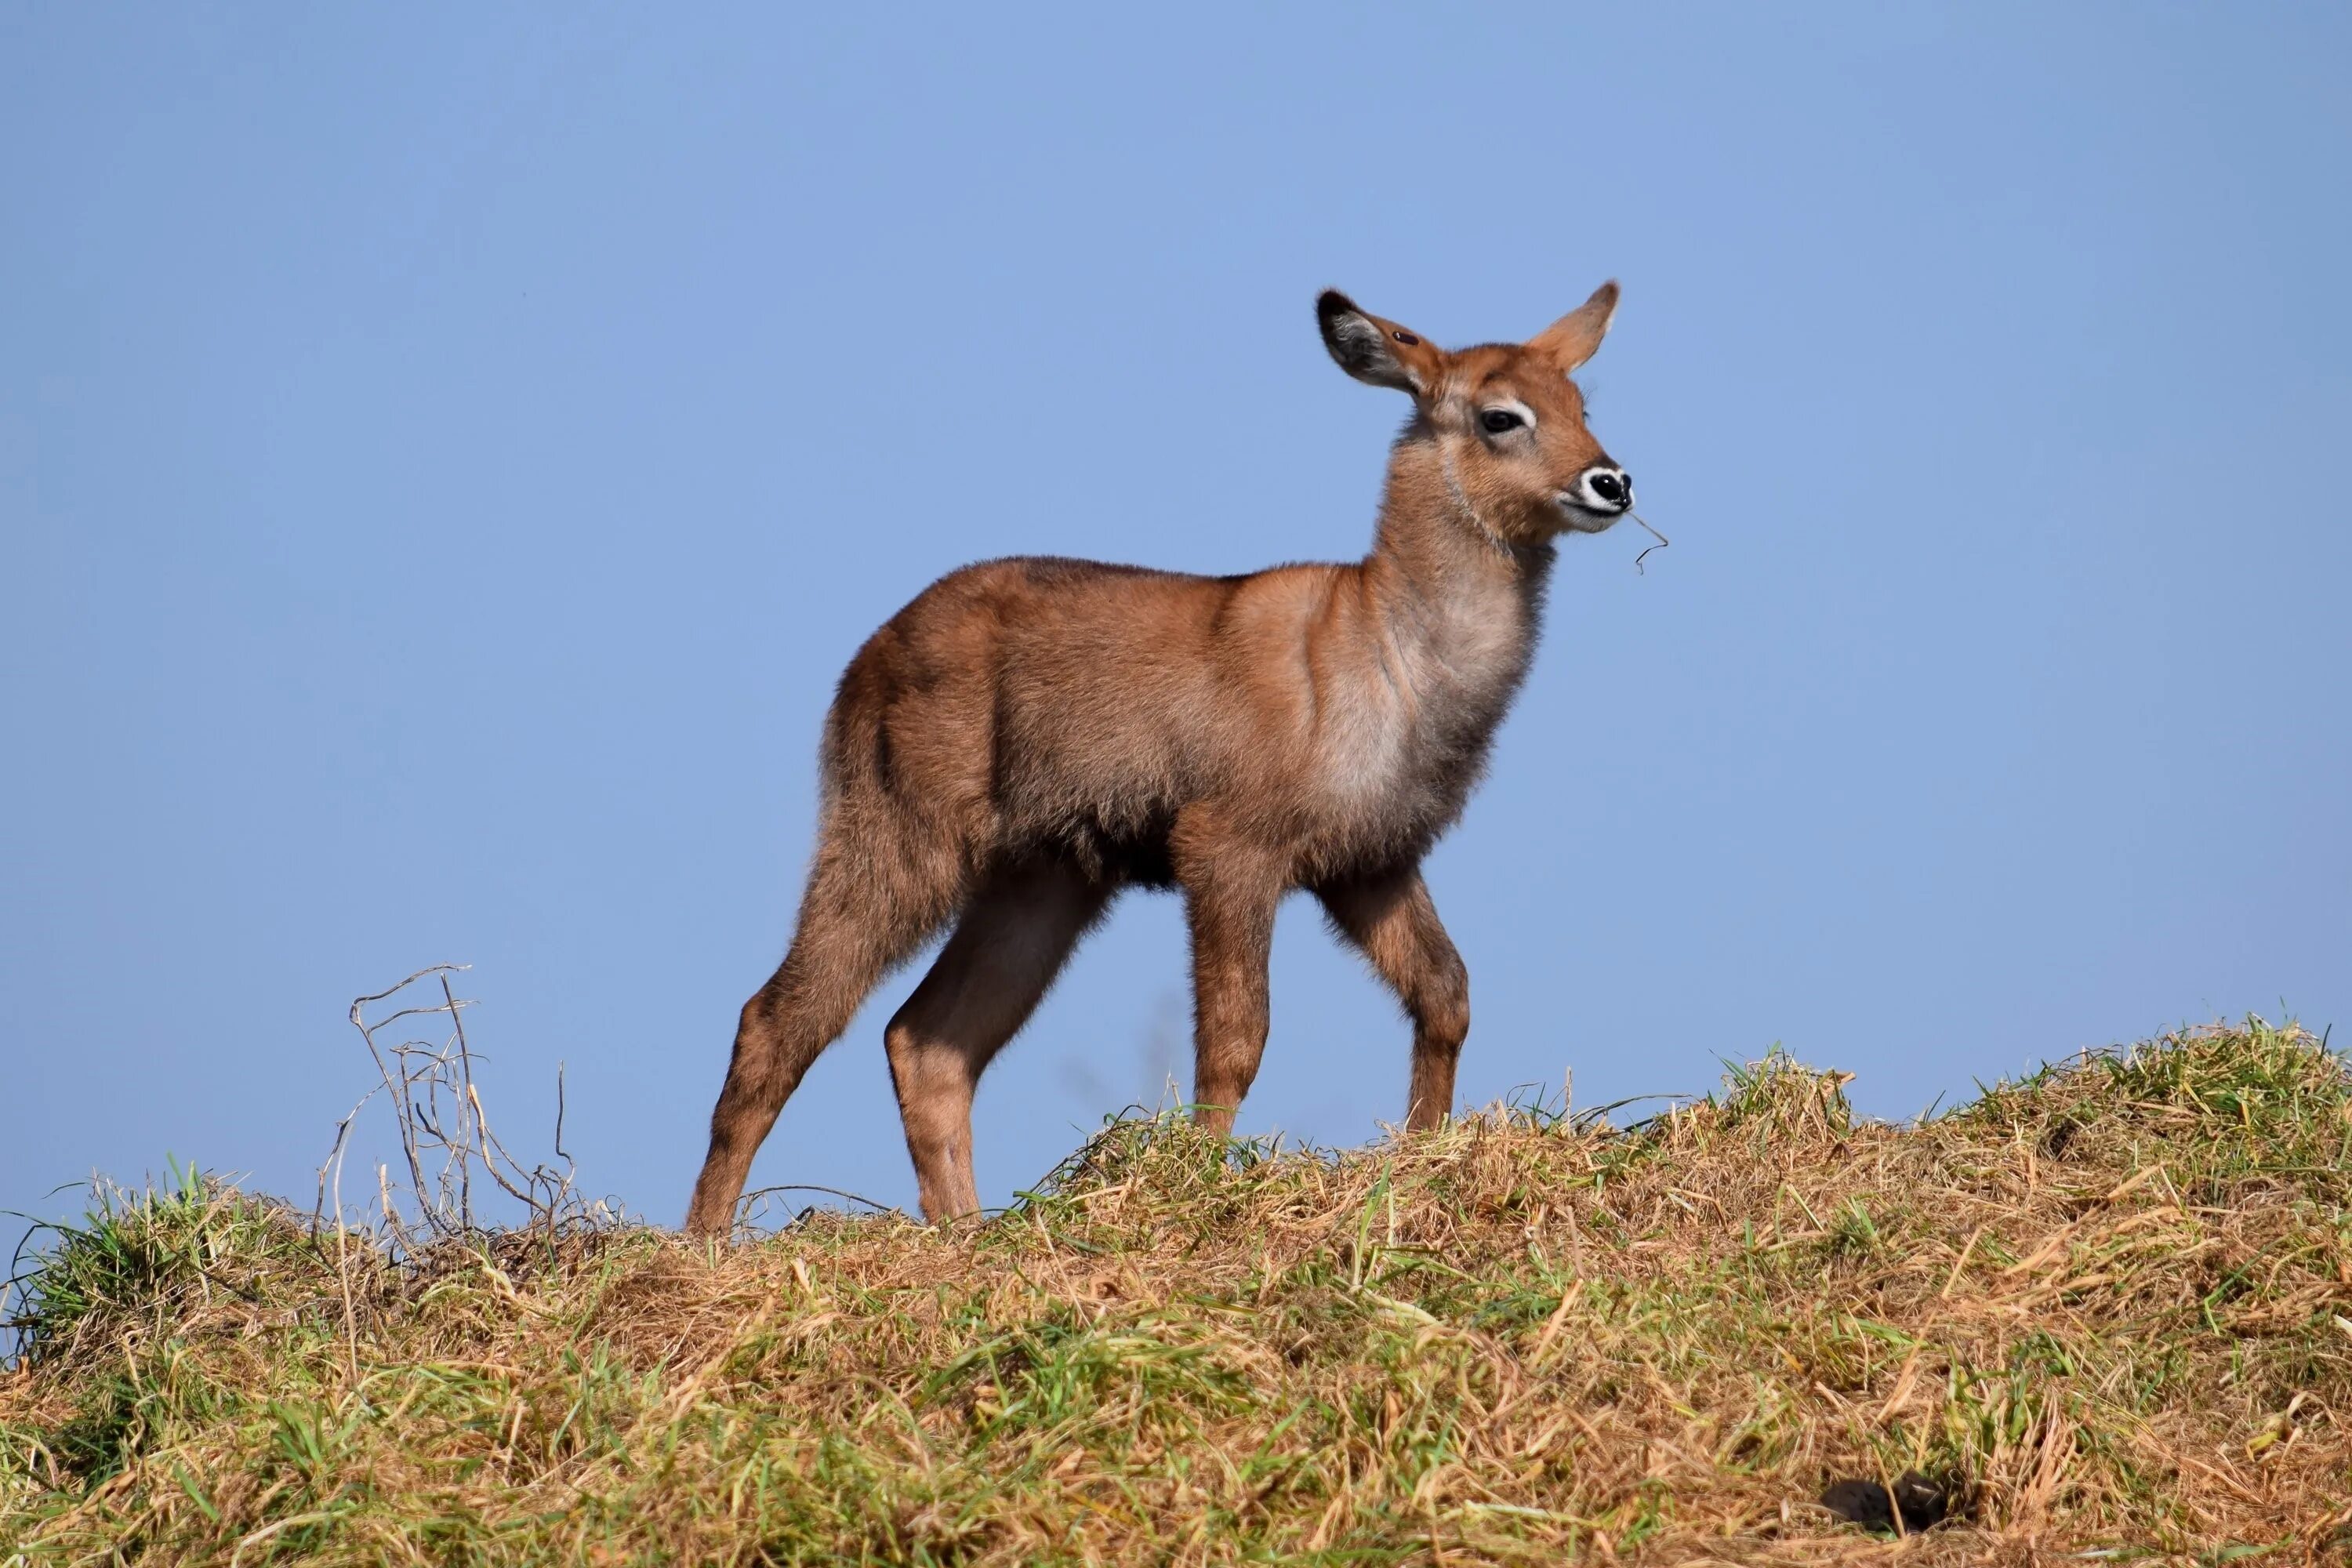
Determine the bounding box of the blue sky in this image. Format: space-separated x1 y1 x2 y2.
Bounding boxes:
4 6 2347 1254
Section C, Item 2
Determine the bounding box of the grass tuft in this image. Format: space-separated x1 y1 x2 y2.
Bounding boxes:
5 1021 2350 1563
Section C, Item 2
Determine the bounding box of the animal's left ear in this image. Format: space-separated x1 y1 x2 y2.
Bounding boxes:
1527 281 1620 372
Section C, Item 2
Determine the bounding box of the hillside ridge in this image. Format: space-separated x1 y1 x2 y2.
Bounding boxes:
5 1022 2349 1563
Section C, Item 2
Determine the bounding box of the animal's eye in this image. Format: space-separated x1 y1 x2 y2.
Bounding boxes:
1479 408 1523 435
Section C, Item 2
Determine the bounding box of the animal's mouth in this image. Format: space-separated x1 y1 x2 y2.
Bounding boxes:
1554 495 1627 532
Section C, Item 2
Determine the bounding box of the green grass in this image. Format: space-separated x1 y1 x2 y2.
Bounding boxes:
5 1021 2350 1563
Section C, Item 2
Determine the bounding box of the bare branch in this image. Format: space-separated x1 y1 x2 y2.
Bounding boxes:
333 964 602 1258
1630 511 1671 575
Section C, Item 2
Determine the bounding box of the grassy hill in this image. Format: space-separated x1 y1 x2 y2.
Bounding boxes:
5 1022 2349 1564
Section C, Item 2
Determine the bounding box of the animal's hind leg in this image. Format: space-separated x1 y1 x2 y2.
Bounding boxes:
1315 864 1470 1131
685 835 962 1238
884 860 1111 1221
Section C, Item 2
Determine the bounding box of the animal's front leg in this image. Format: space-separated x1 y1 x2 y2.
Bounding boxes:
1313 863 1470 1131
1174 810 1285 1138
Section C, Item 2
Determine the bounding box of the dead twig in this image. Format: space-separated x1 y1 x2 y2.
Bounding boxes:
1630 511 1670 574
334 966 608 1261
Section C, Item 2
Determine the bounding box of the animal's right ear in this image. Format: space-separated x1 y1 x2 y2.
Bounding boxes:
1317 290 1441 395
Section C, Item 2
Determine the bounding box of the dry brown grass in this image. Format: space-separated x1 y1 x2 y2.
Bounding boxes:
5 1021 2350 1564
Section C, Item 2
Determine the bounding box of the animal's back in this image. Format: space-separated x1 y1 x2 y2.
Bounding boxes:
820 554 1343 881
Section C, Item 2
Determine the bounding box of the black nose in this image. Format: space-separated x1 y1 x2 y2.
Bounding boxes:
1588 470 1628 506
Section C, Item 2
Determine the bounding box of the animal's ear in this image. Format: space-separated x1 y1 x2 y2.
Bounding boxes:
1317 290 1443 394
1527 281 1620 372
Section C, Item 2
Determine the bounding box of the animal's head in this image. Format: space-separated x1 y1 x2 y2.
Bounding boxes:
1316 282 1632 543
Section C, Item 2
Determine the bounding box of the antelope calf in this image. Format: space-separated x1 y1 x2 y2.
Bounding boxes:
685 283 1635 1234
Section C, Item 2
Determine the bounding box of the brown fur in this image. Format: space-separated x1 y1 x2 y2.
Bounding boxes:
685 283 1632 1233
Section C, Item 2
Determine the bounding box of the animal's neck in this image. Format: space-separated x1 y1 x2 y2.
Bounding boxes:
1361 438 1555 707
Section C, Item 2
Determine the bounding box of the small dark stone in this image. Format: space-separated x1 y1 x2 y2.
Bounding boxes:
1820 1470 1952 1533
1820 1477 1894 1530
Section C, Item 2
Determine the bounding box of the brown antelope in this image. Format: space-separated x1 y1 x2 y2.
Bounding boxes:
684 283 1635 1235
